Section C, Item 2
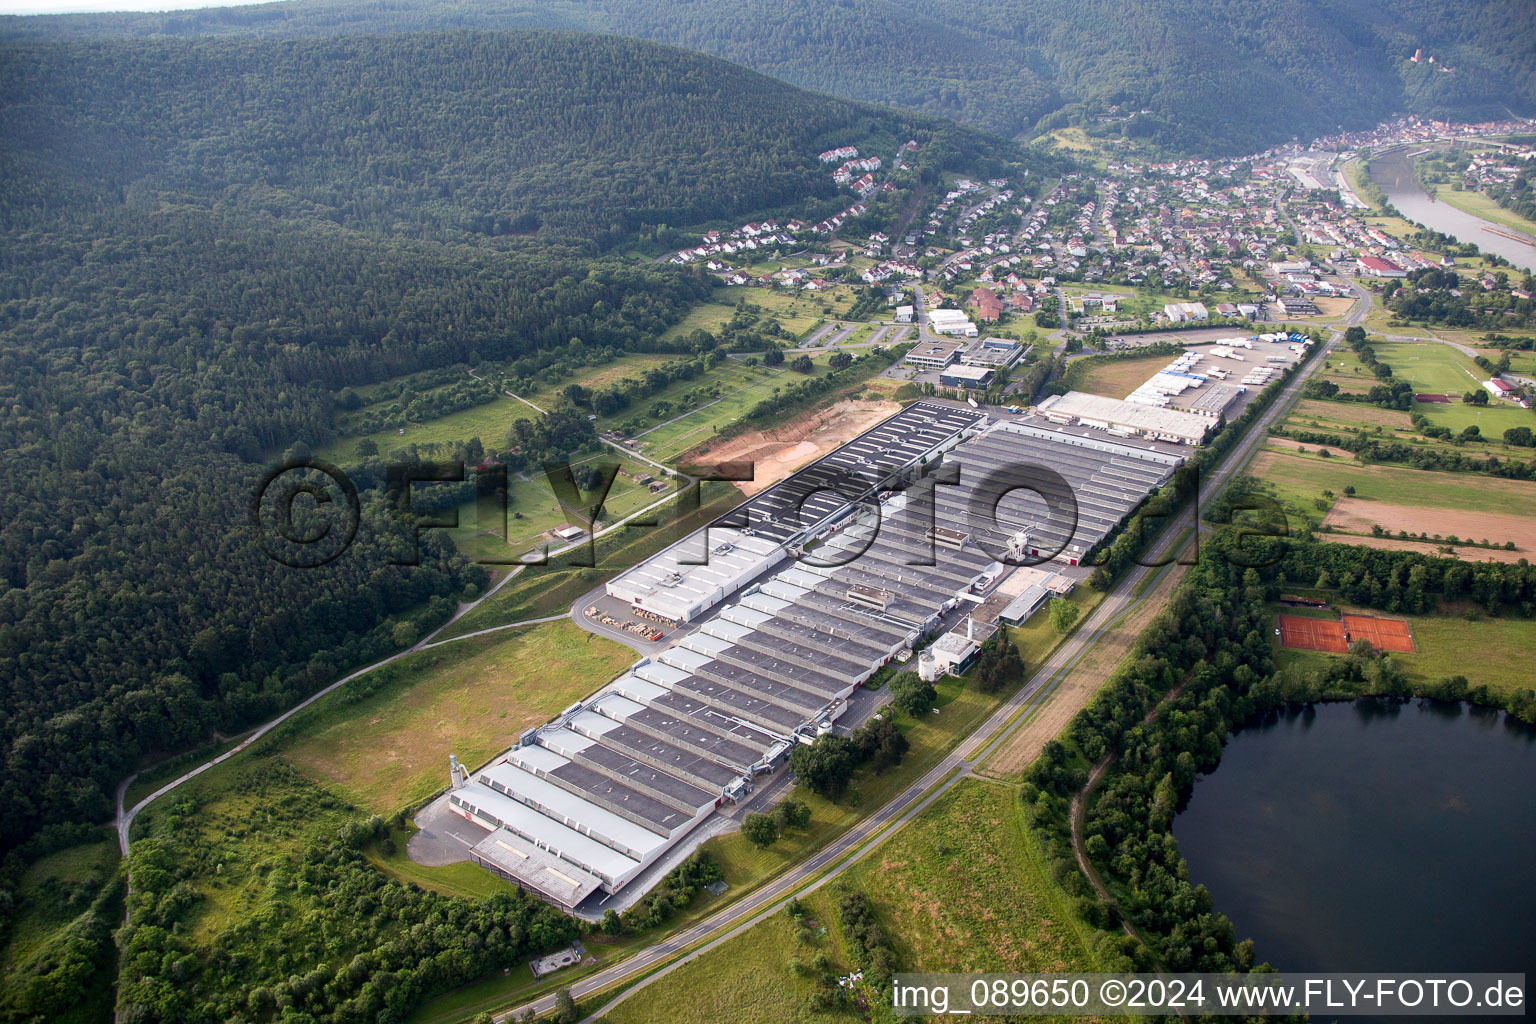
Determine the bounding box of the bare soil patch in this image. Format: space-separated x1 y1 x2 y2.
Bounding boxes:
678 398 900 495
1266 437 1357 458
1322 497 1536 561
1320 533 1531 564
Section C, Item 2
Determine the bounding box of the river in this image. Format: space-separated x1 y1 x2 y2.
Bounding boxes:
1367 147 1535 273
1174 700 1536 984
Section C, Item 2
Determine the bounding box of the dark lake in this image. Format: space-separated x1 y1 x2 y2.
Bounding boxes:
1174 700 1536 977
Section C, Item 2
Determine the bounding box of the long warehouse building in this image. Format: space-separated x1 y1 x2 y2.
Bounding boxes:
449 404 1184 909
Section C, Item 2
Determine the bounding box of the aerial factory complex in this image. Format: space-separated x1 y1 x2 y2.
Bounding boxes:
447 402 1186 909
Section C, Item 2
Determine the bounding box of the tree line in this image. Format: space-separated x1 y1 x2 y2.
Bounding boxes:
1026 522 1535 982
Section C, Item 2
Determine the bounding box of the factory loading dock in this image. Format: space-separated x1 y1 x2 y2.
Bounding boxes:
448 402 1185 909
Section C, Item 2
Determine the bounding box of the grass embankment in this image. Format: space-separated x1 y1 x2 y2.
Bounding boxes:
276 620 634 815
1427 184 1536 239
599 780 1113 1024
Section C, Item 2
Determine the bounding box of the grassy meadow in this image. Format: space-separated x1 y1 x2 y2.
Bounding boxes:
599 780 1111 1024
276 620 634 815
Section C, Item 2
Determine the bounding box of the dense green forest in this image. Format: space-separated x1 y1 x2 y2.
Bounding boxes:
1026 525 1536 976
0 29 996 858
7 0 1535 154
1 31 940 243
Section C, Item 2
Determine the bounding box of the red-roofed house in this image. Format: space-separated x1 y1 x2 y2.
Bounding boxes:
970 287 1004 322
1359 256 1407 278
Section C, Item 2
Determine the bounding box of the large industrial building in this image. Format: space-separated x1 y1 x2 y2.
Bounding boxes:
1036 391 1213 445
448 402 1186 910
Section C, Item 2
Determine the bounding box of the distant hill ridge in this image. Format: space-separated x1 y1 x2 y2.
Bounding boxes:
4 0 1533 155
0 28 981 243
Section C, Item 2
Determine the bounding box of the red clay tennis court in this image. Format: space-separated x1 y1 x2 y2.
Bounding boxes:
1342 614 1417 653
1277 614 1349 653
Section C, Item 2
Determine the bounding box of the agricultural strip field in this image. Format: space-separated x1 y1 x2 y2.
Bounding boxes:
1290 398 1414 430
1248 448 1536 520
1321 497 1536 561
1308 533 1533 564
1277 399 1535 467
277 620 634 815
984 562 1189 778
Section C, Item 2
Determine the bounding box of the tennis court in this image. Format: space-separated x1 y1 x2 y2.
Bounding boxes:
1277 614 1349 653
1343 614 1417 653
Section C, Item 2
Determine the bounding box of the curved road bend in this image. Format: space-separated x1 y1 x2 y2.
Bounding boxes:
114 479 696 857
498 319 1345 1023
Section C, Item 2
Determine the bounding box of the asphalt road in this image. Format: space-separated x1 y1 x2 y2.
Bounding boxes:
494 313 1345 1024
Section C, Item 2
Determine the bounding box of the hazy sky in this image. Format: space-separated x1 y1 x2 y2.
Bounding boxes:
1 0 280 13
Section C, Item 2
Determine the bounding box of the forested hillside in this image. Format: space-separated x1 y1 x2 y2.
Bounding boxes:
7 0 1534 154
0 29 985 853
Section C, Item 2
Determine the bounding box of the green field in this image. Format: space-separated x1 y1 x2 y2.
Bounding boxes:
1275 607 1536 702
1070 352 1171 398
318 392 533 463
840 780 1106 974
1319 338 1536 436
524 354 677 411
724 285 865 333
597 889 847 1024
1390 612 1536 698
629 372 792 462
278 620 634 815
363 827 517 900
600 780 1108 1024
441 450 670 565
1248 447 1536 523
